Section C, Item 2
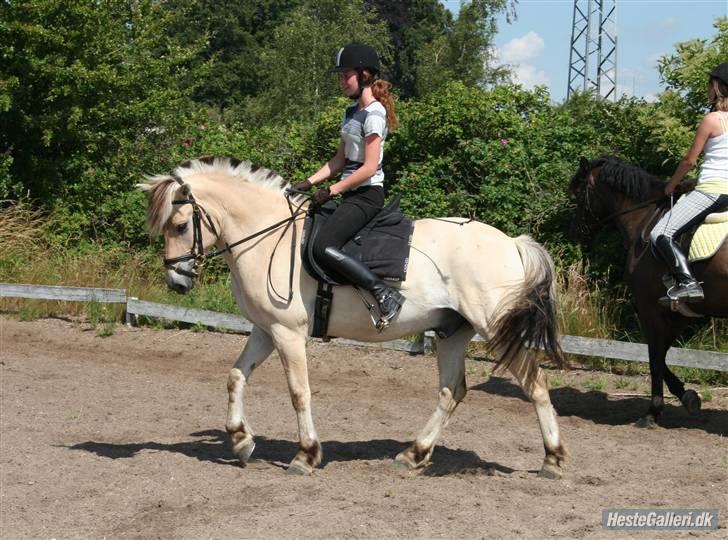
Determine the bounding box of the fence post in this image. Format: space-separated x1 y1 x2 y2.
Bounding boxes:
423 331 435 354
125 297 138 327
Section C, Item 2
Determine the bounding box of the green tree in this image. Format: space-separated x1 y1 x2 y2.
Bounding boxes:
364 0 452 98
367 0 515 98
165 0 301 120
240 0 392 123
651 17 728 163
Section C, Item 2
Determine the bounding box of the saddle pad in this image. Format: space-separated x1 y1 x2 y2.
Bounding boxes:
301 195 414 285
689 216 728 261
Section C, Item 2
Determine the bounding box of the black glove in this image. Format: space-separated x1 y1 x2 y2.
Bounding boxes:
310 188 332 206
291 180 313 192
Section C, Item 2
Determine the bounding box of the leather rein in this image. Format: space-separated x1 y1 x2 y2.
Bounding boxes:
162 175 308 302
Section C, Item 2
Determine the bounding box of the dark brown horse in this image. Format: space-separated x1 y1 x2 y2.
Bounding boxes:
569 155 728 427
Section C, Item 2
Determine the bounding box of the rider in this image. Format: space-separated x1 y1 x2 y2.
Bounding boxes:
650 61 728 302
292 43 404 328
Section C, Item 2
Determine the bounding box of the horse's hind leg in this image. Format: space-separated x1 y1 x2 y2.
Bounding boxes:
396 324 475 469
506 352 567 479
666 366 701 415
226 325 274 465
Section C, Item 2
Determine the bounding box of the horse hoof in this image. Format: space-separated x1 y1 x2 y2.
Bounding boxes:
681 389 701 416
392 457 414 472
286 461 312 476
232 438 256 464
634 415 658 429
538 463 562 480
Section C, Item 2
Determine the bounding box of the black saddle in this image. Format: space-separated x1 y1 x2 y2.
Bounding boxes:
301 194 414 285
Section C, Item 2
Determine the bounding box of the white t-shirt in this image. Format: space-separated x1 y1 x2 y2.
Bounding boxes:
340 100 388 187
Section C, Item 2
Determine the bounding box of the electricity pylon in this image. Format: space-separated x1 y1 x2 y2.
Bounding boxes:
567 0 617 101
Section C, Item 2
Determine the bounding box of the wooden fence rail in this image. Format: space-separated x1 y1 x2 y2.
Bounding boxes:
2 283 727 372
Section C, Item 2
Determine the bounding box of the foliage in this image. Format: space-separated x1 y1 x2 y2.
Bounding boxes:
652 17 728 163
0 0 206 241
365 0 515 98
239 0 392 124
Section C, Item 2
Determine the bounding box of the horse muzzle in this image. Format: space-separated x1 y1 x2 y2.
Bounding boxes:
166 261 196 294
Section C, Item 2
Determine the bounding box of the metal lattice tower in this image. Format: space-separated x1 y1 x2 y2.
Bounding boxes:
567 0 618 101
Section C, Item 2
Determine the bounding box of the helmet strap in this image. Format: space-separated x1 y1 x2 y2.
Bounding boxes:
351 69 377 100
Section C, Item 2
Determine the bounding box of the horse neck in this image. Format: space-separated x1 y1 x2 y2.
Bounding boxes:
215 183 295 244
611 192 658 247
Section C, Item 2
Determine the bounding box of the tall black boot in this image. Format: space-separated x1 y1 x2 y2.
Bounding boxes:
654 235 703 302
321 247 405 328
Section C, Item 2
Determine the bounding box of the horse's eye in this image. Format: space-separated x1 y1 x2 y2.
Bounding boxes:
175 222 188 234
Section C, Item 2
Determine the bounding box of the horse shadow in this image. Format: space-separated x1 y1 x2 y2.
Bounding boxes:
473 376 728 436
68 430 515 476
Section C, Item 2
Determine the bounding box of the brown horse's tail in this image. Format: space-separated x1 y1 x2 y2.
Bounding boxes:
489 235 565 376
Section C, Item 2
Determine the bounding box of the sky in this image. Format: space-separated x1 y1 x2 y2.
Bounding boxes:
440 0 727 102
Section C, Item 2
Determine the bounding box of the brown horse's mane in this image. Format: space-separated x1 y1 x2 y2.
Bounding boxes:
587 154 666 201
139 156 291 236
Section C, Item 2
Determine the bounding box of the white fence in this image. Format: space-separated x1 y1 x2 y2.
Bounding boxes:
1 282 726 372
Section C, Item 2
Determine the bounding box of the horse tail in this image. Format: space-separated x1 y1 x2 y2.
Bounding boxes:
488 235 565 376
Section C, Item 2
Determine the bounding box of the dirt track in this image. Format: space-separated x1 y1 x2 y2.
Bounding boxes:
1 316 726 539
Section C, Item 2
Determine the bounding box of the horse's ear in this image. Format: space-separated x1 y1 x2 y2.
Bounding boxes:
579 157 590 171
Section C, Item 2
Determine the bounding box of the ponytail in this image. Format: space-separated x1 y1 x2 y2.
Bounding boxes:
361 68 399 132
371 79 399 132
710 78 728 112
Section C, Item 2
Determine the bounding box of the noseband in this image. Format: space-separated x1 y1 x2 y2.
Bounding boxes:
163 175 308 301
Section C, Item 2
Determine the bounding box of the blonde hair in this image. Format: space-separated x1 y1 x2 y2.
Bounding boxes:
363 69 399 132
710 78 728 112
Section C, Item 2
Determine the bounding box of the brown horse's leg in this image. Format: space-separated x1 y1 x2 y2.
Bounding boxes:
396 324 474 469
664 366 701 414
226 326 274 464
636 313 676 428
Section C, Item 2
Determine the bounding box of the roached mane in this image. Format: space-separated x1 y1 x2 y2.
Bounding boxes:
138 156 291 236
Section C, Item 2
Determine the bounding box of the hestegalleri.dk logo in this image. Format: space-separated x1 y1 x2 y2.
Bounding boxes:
602 509 718 530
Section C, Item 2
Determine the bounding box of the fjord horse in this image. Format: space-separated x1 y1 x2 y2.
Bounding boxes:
140 157 568 477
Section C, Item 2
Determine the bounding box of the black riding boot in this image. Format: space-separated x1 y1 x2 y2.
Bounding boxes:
654 235 703 302
321 247 405 328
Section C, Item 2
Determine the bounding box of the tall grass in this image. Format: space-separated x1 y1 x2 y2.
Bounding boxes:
0 203 236 322
557 260 727 384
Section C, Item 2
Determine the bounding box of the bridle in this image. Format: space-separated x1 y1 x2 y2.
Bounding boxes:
163 174 308 301
575 169 666 236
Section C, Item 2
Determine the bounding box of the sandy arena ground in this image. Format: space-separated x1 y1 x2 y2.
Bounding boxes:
1 316 726 539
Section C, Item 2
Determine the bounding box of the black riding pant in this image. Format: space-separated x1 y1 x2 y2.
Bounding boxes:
311 185 384 263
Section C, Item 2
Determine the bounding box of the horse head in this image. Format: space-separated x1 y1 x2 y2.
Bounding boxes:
568 156 611 250
138 162 227 294
139 157 302 295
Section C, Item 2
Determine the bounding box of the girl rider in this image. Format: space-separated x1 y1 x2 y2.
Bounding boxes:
650 61 728 302
292 43 404 328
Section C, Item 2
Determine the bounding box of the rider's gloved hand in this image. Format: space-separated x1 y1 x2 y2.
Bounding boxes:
311 187 332 206
291 180 313 192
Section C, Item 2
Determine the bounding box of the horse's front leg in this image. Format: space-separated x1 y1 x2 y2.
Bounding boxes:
636 335 671 428
226 325 274 465
396 325 474 469
270 324 321 475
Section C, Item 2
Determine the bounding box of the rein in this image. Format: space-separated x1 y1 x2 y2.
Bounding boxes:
163 175 308 302
592 195 667 227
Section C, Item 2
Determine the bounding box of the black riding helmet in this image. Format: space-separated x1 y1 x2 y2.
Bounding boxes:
708 62 728 85
333 43 380 99
332 42 380 74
